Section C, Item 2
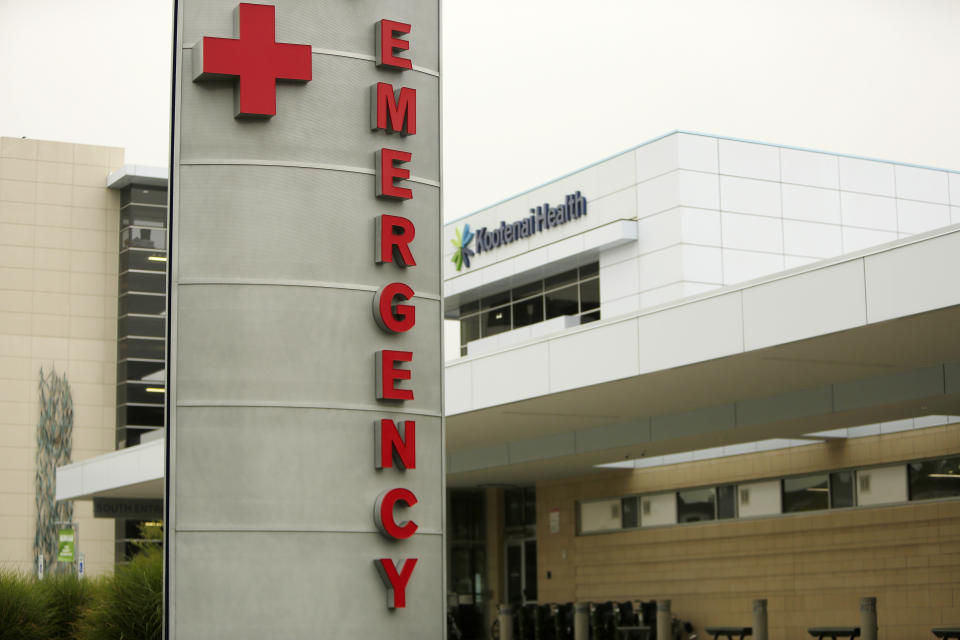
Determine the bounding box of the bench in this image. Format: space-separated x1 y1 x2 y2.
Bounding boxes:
705 627 752 640
932 629 960 640
807 628 860 640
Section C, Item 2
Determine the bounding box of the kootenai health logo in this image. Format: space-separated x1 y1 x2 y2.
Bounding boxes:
451 224 475 271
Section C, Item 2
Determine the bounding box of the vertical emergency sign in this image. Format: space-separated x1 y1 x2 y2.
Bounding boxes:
165 2 443 638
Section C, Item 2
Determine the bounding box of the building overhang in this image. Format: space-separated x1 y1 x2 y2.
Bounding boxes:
56 437 163 500
56 226 960 497
106 164 168 189
445 225 960 485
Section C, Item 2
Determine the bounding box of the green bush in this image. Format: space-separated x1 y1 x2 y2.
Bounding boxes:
77 548 162 640
0 571 46 640
35 572 98 640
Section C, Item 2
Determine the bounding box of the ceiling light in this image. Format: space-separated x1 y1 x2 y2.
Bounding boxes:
145 387 165 393
148 256 167 262
928 473 960 479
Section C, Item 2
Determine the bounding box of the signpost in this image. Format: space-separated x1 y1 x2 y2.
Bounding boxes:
166 1 442 638
57 527 75 564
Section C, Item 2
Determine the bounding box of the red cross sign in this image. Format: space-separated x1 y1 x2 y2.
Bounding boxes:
193 3 312 118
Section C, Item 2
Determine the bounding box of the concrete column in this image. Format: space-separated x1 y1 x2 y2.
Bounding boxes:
657 599 671 640
752 599 768 640
860 597 877 640
498 604 514 640
574 602 590 640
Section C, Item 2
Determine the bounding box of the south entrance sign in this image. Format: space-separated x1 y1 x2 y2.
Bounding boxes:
165 1 443 637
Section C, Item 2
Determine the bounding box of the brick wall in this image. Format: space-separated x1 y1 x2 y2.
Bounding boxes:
535 422 960 639
0 137 123 576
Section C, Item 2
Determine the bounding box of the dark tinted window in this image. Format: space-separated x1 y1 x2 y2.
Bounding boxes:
545 285 578 319
480 291 510 310
783 474 829 513
581 310 601 324
120 271 166 294
677 488 715 523
118 405 164 428
119 294 166 316
909 456 960 501
580 278 599 311
121 227 166 250
460 315 480 345
512 297 543 328
119 315 165 338
118 360 165 383
120 204 166 228
122 186 167 206
120 383 166 405
512 280 542 300
120 250 167 273
481 305 511 337
504 487 536 528
717 484 737 519
545 268 577 291
830 471 855 508
621 496 639 528
449 490 485 541
119 338 165 360
459 300 479 315
580 262 599 278
524 487 536 525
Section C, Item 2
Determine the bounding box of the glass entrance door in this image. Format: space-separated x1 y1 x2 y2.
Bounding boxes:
505 538 537 605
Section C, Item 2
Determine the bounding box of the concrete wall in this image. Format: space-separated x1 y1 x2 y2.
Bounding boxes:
0 136 122 576
534 421 960 640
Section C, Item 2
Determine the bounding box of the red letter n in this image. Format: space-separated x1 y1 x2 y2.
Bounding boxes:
375 419 416 470
371 83 416 135
376 214 416 267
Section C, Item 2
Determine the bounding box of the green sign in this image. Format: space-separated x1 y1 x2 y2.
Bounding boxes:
57 528 75 563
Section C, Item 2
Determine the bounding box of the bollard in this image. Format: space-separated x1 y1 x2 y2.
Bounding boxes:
860 597 877 640
657 600 671 640
498 604 514 640
752 599 768 640
574 602 590 640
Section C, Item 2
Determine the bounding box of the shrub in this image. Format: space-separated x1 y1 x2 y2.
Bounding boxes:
35 572 98 640
78 548 162 640
0 571 45 640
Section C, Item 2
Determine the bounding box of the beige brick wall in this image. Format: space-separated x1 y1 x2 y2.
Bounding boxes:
535 422 960 639
0 137 123 576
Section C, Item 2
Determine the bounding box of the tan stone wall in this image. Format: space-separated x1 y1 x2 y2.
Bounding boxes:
536 422 960 639
0 137 123 576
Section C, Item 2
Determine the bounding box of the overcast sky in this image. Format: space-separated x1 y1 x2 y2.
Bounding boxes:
1 0 958 220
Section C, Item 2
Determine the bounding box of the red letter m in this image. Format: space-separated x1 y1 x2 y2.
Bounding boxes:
371 82 416 135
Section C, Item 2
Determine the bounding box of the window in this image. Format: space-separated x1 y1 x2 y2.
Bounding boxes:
458 263 600 351
579 498 622 534
782 473 829 513
717 484 737 519
621 496 639 528
830 471 855 508
505 487 536 529
908 456 960 501
677 488 716 523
